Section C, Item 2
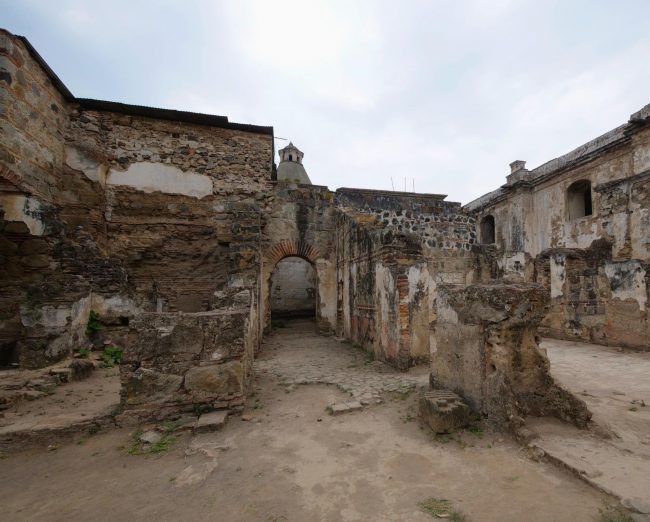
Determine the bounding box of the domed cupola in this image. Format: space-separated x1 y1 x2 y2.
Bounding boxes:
277 142 311 184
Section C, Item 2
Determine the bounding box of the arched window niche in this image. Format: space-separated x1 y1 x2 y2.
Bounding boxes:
480 215 496 244
567 180 593 220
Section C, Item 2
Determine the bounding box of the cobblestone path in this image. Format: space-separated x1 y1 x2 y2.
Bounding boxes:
255 320 429 404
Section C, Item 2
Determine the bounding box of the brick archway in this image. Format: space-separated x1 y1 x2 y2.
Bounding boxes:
266 240 320 266
262 240 321 333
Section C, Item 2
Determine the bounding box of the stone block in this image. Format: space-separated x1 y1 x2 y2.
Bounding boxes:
69 359 95 381
328 401 363 415
49 366 72 383
419 389 470 434
194 410 229 433
184 361 243 399
122 367 183 406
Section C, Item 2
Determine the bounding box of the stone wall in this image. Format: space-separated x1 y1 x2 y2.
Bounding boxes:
261 183 337 333
465 105 650 349
120 289 257 420
0 30 70 201
335 189 477 369
432 283 591 429
1 30 275 368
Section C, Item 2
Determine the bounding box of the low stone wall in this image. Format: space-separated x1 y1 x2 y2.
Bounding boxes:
431 282 591 430
120 289 256 421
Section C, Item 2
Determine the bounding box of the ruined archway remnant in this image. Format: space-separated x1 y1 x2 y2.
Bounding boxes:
567 179 593 220
262 240 324 332
480 215 495 244
270 256 317 319
267 240 320 266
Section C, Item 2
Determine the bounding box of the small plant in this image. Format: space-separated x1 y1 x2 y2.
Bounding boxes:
418 498 470 521
364 351 375 365
467 425 484 438
193 403 211 417
85 310 102 337
161 420 181 433
100 345 123 368
77 347 91 358
598 502 634 522
127 433 176 456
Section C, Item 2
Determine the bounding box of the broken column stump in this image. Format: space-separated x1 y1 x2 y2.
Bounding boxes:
419 389 470 434
432 282 591 430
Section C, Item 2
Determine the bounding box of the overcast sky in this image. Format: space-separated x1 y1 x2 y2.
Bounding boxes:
3 0 650 204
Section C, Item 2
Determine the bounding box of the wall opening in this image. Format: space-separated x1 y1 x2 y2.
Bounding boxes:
270 256 317 319
567 180 593 219
480 215 496 244
0 342 18 369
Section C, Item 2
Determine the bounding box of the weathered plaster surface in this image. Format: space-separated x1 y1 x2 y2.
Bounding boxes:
107 162 213 198
0 194 45 235
605 261 647 311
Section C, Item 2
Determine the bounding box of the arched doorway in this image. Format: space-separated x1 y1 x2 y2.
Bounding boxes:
270 256 317 320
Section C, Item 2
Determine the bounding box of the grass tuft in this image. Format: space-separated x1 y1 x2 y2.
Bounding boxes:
418 498 470 521
598 503 634 522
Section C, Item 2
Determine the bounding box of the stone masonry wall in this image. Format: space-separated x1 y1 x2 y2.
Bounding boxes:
120 289 257 420
336 189 477 370
1 30 275 368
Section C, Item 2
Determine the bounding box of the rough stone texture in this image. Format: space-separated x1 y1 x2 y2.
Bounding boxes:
419 389 471 434
328 401 363 415
194 410 229 433
120 289 256 419
432 283 592 429
336 189 475 370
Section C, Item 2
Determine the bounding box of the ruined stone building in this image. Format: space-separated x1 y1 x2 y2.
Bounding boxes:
1 29 648 422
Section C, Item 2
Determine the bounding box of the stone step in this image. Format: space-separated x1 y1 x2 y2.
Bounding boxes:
328 401 363 415
194 411 229 433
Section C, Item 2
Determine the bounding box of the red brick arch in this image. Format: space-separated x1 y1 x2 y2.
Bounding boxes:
266 240 320 266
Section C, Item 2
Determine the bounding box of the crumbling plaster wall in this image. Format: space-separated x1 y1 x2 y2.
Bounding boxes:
466 111 650 349
335 190 477 369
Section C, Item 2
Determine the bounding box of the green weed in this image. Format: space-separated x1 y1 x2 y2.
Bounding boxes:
417 498 470 521
598 503 634 522
100 345 123 368
85 310 102 336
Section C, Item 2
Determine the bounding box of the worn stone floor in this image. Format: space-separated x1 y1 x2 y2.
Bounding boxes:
256 320 429 405
533 338 650 509
0 322 624 521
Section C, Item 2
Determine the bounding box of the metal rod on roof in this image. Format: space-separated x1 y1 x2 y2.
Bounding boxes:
391 177 395 190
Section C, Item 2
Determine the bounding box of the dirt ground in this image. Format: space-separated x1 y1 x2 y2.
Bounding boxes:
533 339 650 503
0 323 615 522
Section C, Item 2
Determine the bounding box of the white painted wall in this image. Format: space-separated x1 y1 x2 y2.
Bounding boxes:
270 257 316 315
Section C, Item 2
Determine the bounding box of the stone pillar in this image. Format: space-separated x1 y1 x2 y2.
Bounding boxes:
432 282 591 429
